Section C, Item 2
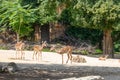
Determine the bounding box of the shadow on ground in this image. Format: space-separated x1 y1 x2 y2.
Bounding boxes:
0 62 120 80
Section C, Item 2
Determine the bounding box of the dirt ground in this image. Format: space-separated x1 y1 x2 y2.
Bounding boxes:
0 50 120 80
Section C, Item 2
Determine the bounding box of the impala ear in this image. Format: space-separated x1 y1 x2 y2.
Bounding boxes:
41 41 44 44
44 41 47 43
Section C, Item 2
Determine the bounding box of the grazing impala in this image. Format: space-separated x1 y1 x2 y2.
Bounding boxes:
33 41 47 61
15 41 25 59
50 45 73 64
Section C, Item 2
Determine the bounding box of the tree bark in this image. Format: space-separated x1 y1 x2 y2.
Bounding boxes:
16 33 19 42
41 24 50 43
34 23 40 42
103 29 114 58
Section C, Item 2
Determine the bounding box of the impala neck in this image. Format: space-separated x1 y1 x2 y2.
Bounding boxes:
40 44 45 50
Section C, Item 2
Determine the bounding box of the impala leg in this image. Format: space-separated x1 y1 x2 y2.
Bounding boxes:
66 54 70 64
38 51 42 61
18 50 20 59
38 52 40 61
40 51 42 61
36 52 38 60
16 49 19 59
20 50 22 59
70 53 72 64
21 50 23 59
23 52 25 59
33 51 35 60
21 50 25 59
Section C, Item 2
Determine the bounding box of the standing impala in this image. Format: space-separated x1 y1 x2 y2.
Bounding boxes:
50 45 73 64
15 41 25 59
33 41 47 61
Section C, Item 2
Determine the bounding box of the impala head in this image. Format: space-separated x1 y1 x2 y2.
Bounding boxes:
42 41 47 47
50 45 56 51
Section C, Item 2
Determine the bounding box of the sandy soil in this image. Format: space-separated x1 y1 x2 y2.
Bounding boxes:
0 50 120 80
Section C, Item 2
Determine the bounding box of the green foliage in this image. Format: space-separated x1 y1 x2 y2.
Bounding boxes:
0 0 60 41
71 0 120 30
58 8 73 25
114 41 120 52
21 0 58 25
112 31 120 41
36 0 57 25
65 26 103 44
0 46 8 50
81 50 89 55
112 31 120 52
42 48 51 52
0 0 37 38
95 49 102 54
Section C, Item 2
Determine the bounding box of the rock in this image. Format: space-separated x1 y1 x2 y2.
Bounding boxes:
2 65 8 73
7 62 19 73
62 75 104 80
2 62 19 73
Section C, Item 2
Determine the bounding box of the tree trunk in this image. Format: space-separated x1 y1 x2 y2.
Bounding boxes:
34 23 40 42
16 33 19 42
56 3 66 16
41 24 50 43
103 29 114 58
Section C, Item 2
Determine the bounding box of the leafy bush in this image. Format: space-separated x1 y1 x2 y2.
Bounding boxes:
0 46 8 50
114 41 120 52
65 26 103 45
42 48 51 52
95 49 103 54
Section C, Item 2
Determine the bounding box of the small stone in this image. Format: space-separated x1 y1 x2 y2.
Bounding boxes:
2 62 19 73
7 62 19 73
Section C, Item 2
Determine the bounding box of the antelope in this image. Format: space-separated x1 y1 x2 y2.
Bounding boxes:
72 55 87 63
99 55 108 61
50 45 73 64
33 41 47 61
15 41 25 59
